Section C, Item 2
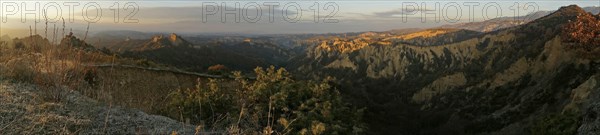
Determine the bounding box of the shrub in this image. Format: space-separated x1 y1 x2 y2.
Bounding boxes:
562 13 600 58
530 111 581 135
165 66 366 134
207 64 229 75
1 57 36 82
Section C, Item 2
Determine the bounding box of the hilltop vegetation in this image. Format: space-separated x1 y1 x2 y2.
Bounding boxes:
0 33 201 134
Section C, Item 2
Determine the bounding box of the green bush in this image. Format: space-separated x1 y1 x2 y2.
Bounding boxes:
165 66 366 134
530 111 581 135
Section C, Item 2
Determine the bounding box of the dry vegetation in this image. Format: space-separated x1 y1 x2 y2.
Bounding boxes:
562 10 600 58
0 24 200 134
0 35 111 101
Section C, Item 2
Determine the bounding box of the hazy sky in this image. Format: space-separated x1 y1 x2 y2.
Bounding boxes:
1 0 599 34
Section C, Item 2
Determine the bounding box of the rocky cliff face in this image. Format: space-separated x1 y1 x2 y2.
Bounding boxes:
136 33 192 51
289 5 600 134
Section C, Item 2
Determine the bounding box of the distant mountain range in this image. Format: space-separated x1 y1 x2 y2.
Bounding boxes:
440 6 599 32
93 33 294 72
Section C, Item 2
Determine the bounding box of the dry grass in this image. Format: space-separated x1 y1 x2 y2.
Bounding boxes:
89 66 205 113
0 31 209 134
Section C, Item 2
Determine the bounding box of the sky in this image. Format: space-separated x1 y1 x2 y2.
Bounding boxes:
0 0 599 35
